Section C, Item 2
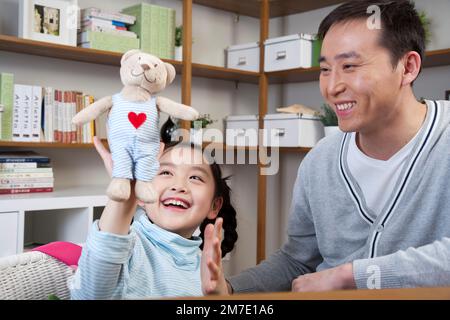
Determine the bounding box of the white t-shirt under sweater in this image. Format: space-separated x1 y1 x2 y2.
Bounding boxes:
347 130 421 217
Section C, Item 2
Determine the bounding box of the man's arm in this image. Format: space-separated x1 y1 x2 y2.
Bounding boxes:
227 161 323 293
353 237 450 289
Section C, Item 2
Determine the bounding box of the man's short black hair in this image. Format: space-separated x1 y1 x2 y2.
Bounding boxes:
318 0 426 70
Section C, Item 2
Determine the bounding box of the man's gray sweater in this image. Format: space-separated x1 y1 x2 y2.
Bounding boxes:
229 100 450 292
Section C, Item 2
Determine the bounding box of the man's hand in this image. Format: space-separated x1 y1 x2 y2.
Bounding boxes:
201 218 229 295
291 263 356 292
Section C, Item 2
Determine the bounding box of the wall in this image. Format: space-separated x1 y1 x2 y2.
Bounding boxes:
264 0 450 256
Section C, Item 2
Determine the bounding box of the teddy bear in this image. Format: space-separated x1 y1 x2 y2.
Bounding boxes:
72 49 199 203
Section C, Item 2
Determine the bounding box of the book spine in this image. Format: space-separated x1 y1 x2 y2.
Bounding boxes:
71 91 78 143
0 187 53 194
76 93 82 143
0 177 54 184
62 91 67 143
0 172 53 178
81 8 136 25
0 167 52 173
57 90 63 142
0 73 14 141
0 162 37 169
53 90 59 142
31 86 42 142
0 182 53 189
0 157 49 163
81 17 115 27
12 84 24 141
44 87 54 142
21 85 32 141
80 24 137 38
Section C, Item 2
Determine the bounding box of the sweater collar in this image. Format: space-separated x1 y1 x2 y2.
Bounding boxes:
133 210 202 269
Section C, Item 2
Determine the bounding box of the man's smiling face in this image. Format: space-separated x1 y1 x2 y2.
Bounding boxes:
319 19 404 135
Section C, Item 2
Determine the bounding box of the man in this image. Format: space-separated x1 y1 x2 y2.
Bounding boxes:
201 0 450 293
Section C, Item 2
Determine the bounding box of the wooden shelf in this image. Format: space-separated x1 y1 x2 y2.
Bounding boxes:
4 34 447 86
193 0 344 18
423 48 450 68
0 140 95 149
0 34 183 72
267 66 320 84
192 63 259 84
0 35 259 83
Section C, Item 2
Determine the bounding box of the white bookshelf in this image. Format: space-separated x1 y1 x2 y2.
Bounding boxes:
0 185 108 257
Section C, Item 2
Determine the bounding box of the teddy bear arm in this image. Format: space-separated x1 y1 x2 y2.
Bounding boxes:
156 96 199 121
72 96 113 125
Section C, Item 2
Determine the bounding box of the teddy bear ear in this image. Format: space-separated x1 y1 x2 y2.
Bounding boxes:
165 62 176 84
121 49 142 65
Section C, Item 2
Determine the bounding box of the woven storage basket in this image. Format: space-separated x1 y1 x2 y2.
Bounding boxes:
0 251 75 300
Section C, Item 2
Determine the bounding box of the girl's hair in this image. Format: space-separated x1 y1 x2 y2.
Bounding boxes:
163 141 238 257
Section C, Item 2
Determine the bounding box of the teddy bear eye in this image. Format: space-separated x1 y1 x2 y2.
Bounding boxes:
138 57 141 61
154 64 158 68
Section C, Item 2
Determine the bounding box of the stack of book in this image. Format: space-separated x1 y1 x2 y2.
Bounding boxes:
0 151 54 195
78 7 140 53
122 3 176 59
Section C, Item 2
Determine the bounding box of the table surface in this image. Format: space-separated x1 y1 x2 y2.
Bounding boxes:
178 287 450 300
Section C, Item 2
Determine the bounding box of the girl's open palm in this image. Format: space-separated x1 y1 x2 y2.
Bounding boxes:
201 218 228 295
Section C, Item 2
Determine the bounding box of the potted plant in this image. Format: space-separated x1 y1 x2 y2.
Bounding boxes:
175 25 183 61
191 113 216 129
190 113 217 145
418 10 432 46
318 104 340 137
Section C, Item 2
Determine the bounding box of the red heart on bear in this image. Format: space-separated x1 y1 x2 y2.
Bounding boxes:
128 112 147 129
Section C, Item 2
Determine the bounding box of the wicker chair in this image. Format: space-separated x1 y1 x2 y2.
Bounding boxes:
0 251 75 300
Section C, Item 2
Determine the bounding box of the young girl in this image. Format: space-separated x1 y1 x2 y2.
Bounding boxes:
70 137 238 299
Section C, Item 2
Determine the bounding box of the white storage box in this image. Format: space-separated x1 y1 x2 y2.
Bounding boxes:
225 115 259 146
263 113 324 147
264 34 314 72
226 42 260 72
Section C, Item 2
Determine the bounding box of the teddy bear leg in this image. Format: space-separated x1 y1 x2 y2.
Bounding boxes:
107 178 131 202
135 180 157 203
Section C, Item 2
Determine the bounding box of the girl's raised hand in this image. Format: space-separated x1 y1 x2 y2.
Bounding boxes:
201 217 229 295
93 136 113 177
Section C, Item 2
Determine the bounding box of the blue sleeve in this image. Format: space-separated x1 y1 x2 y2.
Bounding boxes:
70 220 136 300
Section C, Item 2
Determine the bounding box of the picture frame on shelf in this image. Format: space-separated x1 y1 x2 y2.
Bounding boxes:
446 90 450 101
19 0 78 46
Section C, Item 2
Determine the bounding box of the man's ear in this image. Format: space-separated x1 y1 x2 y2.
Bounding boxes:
401 51 422 86
165 62 176 84
121 49 141 65
207 197 223 220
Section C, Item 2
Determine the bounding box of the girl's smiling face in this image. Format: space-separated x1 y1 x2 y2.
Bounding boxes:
142 145 222 238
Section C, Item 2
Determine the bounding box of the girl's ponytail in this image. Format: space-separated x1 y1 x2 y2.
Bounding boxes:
199 165 238 257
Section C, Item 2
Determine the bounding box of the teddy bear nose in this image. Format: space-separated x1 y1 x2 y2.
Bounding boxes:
140 63 150 71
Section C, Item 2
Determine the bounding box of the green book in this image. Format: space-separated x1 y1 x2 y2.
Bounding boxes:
312 37 322 67
79 31 140 53
122 3 175 59
0 73 14 141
